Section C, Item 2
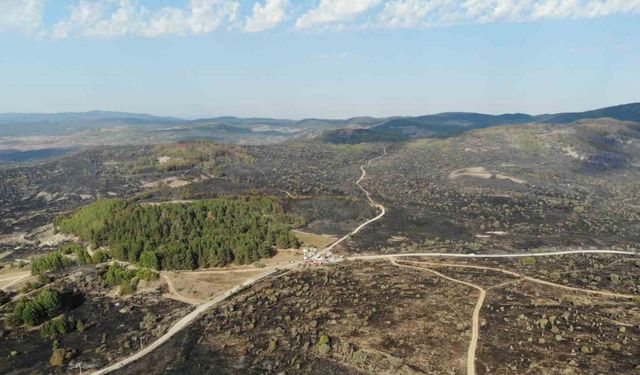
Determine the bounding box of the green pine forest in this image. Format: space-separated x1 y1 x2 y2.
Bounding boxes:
55 198 303 270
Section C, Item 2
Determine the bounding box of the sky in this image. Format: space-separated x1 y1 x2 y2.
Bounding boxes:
0 0 639 119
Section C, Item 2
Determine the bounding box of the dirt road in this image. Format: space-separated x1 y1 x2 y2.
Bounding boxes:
391 259 486 375
406 260 636 299
91 267 282 375
0 272 30 291
160 274 204 305
348 249 639 261
392 257 638 375
319 147 387 255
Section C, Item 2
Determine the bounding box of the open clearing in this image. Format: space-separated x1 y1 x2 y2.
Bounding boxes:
162 269 268 303
292 230 337 249
448 166 526 184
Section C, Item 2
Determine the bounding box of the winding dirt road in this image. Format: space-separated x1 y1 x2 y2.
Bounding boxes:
319 147 387 255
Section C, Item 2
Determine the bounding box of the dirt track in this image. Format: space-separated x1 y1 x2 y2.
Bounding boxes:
391 259 486 375
391 258 638 375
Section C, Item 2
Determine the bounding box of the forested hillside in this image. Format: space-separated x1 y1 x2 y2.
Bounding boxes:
55 198 302 270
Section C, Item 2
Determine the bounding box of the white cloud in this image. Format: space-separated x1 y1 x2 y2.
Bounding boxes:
584 0 640 17
3 0 640 38
295 0 382 29
51 0 239 38
243 0 288 32
375 0 640 29
376 0 451 29
0 0 46 34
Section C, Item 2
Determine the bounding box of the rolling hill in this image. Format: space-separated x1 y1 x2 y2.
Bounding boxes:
1 102 639 147
321 102 640 143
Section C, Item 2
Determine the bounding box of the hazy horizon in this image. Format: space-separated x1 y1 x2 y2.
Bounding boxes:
1 100 640 122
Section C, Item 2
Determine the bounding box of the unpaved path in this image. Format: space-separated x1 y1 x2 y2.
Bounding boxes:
91 267 281 375
175 267 272 275
0 272 31 291
391 257 638 375
348 249 638 261
319 147 387 255
403 260 636 299
391 259 485 375
280 190 296 199
160 274 204 305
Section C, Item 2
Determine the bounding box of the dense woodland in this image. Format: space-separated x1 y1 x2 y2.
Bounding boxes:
55 198 302 270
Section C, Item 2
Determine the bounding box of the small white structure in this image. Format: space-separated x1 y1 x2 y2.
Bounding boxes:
303 248 342 265
303 247 318 260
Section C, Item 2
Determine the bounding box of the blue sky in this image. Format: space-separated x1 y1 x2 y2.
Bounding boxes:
0 0 639 119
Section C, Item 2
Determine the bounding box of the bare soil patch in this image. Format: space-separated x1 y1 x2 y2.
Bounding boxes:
292 230 337 249
449 167 526 184
163 269 267 302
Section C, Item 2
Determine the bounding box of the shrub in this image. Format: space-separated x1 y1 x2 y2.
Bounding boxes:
14 299 43 326
520 257 536 266
48 346 75 367
91 250 109 264
136 268 159 281
119 278 138 295
19 276 50 294
139 251 159 270
316 334 331 355
609 273 621 284
72 245 92 265
49 348 66 367
41 316 71 338
102 262 139 295
61 246 74 255
76 319 86 332
31 251 72 276
140 313 157 330
103 263 136 287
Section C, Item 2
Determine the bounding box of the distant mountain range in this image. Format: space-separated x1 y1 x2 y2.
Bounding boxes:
321 102 640 143
1 102 639 142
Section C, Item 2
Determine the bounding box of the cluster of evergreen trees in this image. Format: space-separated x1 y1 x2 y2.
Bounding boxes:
13 288 62 326
31 244 110 276
54 199 126 245
56 198 301 270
